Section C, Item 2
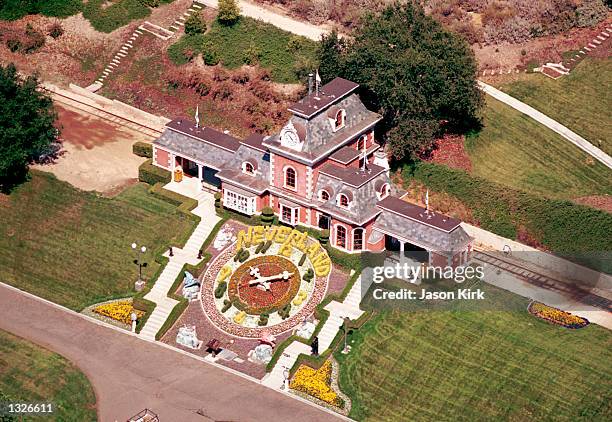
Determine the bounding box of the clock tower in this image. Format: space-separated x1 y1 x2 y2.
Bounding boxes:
279 120 304 152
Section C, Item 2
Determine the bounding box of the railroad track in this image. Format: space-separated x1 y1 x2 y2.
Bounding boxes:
473 250 612 313
47 89 162 139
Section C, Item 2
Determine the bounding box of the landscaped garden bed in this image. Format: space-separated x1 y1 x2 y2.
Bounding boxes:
82 298 145 330
290 359 350 415
528 301 589 329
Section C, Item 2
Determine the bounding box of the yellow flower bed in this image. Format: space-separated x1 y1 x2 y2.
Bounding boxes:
290 360 342 407
93 300 144 325
529 302 588 328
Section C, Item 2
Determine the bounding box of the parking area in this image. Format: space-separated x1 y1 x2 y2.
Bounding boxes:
33 103 153 194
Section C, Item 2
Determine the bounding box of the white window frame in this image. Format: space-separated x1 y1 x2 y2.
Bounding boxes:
353 228 364 251
377 183 390 200
335 224 348 250
337 194 350 209
280 204 299 225
242 162 255 176
333 109 346 132
223 189 256 215
319 189 330 201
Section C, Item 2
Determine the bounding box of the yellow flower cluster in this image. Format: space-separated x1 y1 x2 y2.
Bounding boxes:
93 301 144 325
530 302 587 328
290 360 342 407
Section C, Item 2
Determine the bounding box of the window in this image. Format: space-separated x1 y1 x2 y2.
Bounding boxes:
285 167 296 189
353 229 363 251
243 162 254 175
280 205 298 225
223 190 256 215
319 190 330 201
339 194 349 208
356 135 366 151
336 225 347 249
335 110 345 130
380 183 390 199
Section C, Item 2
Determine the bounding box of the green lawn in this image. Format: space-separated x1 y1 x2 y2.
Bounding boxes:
497 58 611 156
0 0 82 21
0 171 195 310
337 284 612 421
465 95 612 199
0 329 97 421
168 17 318 83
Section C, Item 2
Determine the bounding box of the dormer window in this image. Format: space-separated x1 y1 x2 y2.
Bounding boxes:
334 109 345 130
379 183 390 199
284 167 296 190
319 190 330 201
339 194 349 208
243 162 255 175
356 135 366 151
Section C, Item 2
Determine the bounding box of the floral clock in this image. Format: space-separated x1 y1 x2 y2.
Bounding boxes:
201 237 330 338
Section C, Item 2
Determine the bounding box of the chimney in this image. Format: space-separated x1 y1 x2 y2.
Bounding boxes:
308 73 314 95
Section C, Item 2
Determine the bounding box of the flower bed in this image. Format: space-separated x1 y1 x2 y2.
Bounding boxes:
290 360 343 407
93 300 144 325
228 255 300 315
528 302 589 329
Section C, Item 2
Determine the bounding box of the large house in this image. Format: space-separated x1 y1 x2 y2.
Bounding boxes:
152 77 472 267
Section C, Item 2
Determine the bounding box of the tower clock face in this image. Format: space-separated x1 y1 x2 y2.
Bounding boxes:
280 121 302 151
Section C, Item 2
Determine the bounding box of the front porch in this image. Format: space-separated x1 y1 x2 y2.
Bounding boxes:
171 155 221 194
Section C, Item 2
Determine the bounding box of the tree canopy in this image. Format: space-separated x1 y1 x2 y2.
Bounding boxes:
0 64 59 191
217 0 240 25
318 2 483 161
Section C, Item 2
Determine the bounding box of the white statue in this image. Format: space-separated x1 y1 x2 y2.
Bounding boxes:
248 344 273 364
295 320 317 339
176 325 201 349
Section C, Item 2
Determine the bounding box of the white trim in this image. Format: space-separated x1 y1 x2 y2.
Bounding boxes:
306 166 313 199
224 189 257 215
279 204 299 225
333 223 350 251
337 193 350 209
242 161 256 176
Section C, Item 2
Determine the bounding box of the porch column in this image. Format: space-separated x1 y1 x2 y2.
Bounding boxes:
197 164 203 191
399 241 405 264
171 154 176 181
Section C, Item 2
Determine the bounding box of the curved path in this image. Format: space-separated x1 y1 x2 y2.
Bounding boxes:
0 283 343 422
195 0 332 41
478 81 612 169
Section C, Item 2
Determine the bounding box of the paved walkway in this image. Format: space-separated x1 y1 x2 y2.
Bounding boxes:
478 81 612 169
262 273 369 389
195 0 331 41
0 284 340 422
140 187 220 340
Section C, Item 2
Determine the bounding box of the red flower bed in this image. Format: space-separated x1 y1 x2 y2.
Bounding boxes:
228 256 300 315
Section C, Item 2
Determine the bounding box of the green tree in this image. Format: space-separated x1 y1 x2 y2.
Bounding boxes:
217 0 240 25
184 11 206 35
318 2 483 161
0 64 59 191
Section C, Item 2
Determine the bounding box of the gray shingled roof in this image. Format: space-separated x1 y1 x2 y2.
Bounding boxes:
215 144 270 194
154 127 236 169
373 209 472 253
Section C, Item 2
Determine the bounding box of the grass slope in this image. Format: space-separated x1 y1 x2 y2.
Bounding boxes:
498 58 611 155
338 285 612 421
169 17 318 83
0 172 195 310
0 0 82 21
0 329 97 421
466 95 612 199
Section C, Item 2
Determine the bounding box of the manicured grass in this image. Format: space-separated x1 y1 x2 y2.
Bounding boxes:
168 17 318 83
337 284 612 421
497 58 611 155
0 329 97 421
0 172 195 310
465 95 612 199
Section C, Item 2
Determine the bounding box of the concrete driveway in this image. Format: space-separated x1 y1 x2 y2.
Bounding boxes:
0 284 342 422
33 103 151 194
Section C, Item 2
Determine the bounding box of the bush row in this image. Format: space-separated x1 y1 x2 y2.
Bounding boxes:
138 159 171 185
407 162 612 273
132 141 152 158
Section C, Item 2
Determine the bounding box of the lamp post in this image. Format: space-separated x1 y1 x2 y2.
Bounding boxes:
131 243 148 291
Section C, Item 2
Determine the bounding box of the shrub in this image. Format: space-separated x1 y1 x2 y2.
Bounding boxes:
214 192 222 208
261 206 275 225
82 0 151 33
298 253 307 266
278 303 291 319
302 268 314 282
202 43 220 66
138 159 171 185
48 22 64 39
185 11 206 35
138 0 160 6
218 0 240 25
575 0 608 27
319 229 330 245
258 313 269 326
132 141 152 158
215 281 227 299
0 0 82 21
221 299 232 312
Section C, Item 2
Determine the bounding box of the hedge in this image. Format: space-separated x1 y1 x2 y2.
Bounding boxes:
132 141 152 158
406 162 612 273
139 159 171 185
